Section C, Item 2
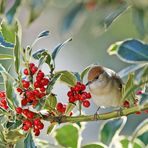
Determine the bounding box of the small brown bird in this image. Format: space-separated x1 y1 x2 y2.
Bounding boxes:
87 65 123 107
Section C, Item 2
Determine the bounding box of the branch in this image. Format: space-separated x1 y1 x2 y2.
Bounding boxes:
43 104 148 123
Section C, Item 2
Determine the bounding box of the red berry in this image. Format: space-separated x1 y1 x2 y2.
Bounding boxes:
69 97 75 103
136 90 143 95
29 63 35 69
16 107 22 114
31 66 38 74
21 99 28 106
86 93 91 99
22 109 29 115
123 100 130 108
0 91 5 98
81 84 86 91
70 112 73 116
74 85 81 92
34 118 41 125
17 88 23 94
37 122 44 130
22 125 29 131
22 80 30 88
83 100 90 108
34 81 40 88
41 78 49 86
56 103 63 112
37 71 44 78
67 91 73 97
36 76 42 81
24 120 32 128
23 69 29 75
40 87 46 92
135 111 141 115
27 111 34 119
33 89 40 96
145 109 148 114
34 129 40 136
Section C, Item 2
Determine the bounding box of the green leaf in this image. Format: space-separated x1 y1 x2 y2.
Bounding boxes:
55 124 79 148
6 120 22 130
1 71 16 109
43 94 57 111
5 130 24 143
47 122 56 135
0 54 13 60
139 93 148 105
107 41 122 55
82 143 107 148
6 0 21 24
120 137 145 148
0 19 19 43
46 74 61 94
38 30 50 38
132 8 145 37
138 131 148 145
52 38 72 61
110 39 148 63
65 102 75 116
80 65 92 82
100 117 127 146
122 73 135 104
14 34 20 74
104 4 128 29
56 71 77 87
118 64 146 78
27 0 48 24
24 132 36 148
131 118 148 143
32 49 51 67
0 64 6 72
0 0 7 14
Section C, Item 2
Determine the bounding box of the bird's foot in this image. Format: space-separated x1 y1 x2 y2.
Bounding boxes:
117 107 124 117
93 107 100 120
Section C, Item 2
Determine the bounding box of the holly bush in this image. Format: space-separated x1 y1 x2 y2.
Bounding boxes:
0 0 148 148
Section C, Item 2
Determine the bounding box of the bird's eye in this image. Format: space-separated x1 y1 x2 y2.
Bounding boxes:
95 76 99 80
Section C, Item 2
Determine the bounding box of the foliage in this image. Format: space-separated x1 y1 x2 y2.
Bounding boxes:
0 0 147 148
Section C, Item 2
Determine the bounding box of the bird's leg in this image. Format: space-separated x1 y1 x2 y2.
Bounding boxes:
94 107 100 120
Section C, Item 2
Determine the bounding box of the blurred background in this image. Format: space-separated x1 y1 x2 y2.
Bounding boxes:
1 0 148 146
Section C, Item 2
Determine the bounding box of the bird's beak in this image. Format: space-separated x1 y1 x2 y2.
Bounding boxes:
85 81 91 86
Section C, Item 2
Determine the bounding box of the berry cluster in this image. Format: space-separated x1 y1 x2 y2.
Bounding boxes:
16 107 44 136
123 90 148 115
67 82 91 108
17 63 50 107
56 102 73 116
0 91 8 110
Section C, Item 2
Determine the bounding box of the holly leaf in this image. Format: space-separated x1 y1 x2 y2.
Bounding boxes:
52 38 72 61
46 74 61 94
5 130 24 143
118 64 146 78
38 30 50 38
27 0 48 24
108 39 148 63
100 117 127 146
43 94 57 112
56 71 77 87
138 131 148 146
14 34 20 74
24 132 36 148
5 120 22 130
0 54 13 60
80 65 92 82
0 19 19 43
0 0 7 14
55 124 79 148
47 122 56 135
6 0 21 24
122 73 135 104
82 143 107 148
65 102 75 116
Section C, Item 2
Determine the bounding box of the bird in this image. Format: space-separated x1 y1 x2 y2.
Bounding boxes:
87 65 123 108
